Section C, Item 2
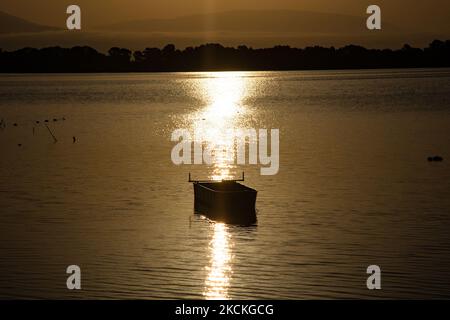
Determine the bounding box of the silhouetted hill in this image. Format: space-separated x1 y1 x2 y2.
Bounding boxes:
0 10 445 51
1 41 449 73
0 11 59 34
99 10 375 34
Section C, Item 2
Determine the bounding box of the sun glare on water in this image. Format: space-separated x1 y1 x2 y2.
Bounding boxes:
192 72 249 181
204 223 233 299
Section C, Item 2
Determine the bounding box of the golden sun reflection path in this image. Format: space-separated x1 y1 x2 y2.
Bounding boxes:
191 73 249 299
204 223 233 300
188 73 253 299
190 72 250 181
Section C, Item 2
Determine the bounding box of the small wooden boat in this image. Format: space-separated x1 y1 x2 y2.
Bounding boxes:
189 172 257 225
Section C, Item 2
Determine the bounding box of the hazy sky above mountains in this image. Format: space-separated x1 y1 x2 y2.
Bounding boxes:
0 1 449 51
0 0 449 32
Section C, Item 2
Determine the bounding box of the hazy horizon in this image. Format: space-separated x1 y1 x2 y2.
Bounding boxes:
1 0 450 33
0 1 449 51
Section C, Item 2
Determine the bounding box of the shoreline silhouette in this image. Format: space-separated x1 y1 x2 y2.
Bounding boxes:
0 40 449 73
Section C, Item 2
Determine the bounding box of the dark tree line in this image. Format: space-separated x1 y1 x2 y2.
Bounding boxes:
0 40 449 73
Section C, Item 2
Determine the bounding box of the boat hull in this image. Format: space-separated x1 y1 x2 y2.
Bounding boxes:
193 182 257 225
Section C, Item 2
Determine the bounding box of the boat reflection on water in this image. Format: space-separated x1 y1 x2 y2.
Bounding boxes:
203 222 233 300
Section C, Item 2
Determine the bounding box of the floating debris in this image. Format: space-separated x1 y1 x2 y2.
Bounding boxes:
13 123 18 127
428 155 444 162
73 136 77 143
17 144 22 147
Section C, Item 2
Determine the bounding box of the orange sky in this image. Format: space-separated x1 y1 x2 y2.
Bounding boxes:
0 0 449 32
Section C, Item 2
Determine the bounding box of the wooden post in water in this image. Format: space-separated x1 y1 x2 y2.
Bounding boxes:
45 124 57 143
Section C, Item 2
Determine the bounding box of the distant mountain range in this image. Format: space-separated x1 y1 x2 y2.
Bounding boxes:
0 9 447 51
0 11 59 33
1 9 381 35
98 10 372 34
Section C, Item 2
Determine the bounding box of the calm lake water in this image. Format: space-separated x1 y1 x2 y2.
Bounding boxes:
0 69 450 299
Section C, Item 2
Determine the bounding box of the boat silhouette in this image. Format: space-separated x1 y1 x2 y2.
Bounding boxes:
189 172 257 225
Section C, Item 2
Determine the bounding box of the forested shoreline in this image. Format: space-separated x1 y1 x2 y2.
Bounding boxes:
1 40 449 72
